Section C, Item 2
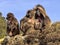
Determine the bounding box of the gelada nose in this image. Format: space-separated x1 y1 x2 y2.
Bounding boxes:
9 32 12 37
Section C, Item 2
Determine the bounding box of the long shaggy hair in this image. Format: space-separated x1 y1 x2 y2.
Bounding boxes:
6 13 20 37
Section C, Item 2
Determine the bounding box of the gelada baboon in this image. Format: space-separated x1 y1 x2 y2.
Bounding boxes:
6 13 20 37
34 4 51 31
20 10 36 35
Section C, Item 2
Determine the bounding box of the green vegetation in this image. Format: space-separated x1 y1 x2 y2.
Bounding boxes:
0 16 6 39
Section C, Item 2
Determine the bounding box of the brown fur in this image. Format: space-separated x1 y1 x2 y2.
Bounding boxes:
34 4 51 30
6 13 20 37
20 10 36 35
20 4 51 35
